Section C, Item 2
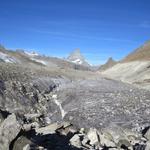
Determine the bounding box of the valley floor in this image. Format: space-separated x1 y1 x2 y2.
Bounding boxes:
0 63 150 149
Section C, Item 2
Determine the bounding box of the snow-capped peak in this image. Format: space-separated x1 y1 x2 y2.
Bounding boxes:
67 48 90 66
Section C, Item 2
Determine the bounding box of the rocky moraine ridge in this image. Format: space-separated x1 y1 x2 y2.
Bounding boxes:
0 43 150 150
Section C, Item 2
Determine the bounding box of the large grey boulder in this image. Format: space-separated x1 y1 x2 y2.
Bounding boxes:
0 113 21 150
69 134 82 148
35 122 63 135
145 141 150 150
87 128 100 146
144 127 150 141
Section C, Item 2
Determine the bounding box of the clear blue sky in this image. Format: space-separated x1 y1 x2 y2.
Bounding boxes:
0 0 150 65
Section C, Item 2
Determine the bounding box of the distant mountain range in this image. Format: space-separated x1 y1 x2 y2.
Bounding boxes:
0 46 91 71
0 41 150 88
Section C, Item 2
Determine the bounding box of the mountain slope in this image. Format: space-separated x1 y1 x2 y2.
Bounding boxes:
101 41 150 90
123 40 150 62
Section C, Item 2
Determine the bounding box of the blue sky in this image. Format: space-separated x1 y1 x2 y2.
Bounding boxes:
0 0 150 65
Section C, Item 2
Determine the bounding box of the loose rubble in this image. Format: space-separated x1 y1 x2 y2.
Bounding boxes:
0 111 150 150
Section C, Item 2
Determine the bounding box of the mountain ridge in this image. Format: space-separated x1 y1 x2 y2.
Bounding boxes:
122 40 150 62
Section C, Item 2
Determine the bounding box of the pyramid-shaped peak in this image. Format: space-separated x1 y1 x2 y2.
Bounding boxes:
67 48 90 66
107 57 116 63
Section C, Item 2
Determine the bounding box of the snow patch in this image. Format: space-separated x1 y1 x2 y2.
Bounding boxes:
31 58 47 65
0 52 16 63
72 59 83 65
52 94 67 119
25 51 39 56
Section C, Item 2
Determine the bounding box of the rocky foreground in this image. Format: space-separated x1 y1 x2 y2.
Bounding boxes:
1 112 150 150
0 63 150 149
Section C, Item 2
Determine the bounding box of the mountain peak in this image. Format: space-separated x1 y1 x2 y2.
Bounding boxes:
99 57 117 71
67 48 90 66
107 57 115 63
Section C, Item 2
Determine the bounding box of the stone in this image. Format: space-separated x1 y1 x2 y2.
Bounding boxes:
22 122 39 131
52 94 57 99
69 134 82 148
99 133 116 148
23 144 30 150
145 141 150 150
69 126 77 134
87 128 100 146
62 121 71 128
117 139 131 148
144 128 150 141
0 113 21 150
35 123 63 135
81 136 90 146
97 130 117 147
12 136 32 150
79 128 85 134
24 113 41 120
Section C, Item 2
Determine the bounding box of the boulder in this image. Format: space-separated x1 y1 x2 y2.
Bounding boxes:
69 134 82 148
0 113 21 150
35 123 63 135
22 122 39 131
23 144 30 150
13 136 32 150
87 128 100 146
117 139 131 148
144 128 150 141
62 121 71 128
145 141 150 150
98 132 116 148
